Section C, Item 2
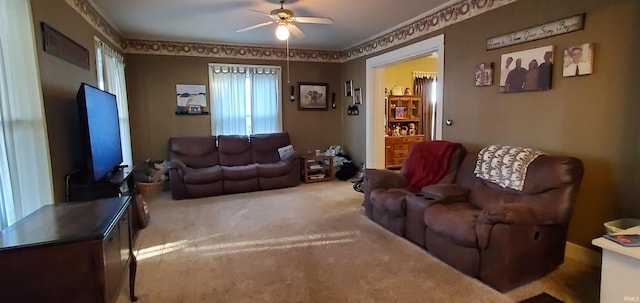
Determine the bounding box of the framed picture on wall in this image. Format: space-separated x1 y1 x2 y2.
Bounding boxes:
353 88 363 104
500 45 554 93
345 80 353 97
298 82 329 111
562 43 594 77
474 62 493 87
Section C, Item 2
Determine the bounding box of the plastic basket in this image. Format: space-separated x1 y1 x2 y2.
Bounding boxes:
604 218 640 235
135 180 165 201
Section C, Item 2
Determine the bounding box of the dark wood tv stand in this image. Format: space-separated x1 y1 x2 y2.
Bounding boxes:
67 166 139 239
0 197 137 303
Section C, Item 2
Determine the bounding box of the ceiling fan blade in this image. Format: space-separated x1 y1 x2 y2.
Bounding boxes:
249 9 274 18
287 24 305 39
293 16 334 24
236 21 274 32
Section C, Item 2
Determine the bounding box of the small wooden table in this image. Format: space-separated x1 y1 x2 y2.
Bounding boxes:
301 154 333 183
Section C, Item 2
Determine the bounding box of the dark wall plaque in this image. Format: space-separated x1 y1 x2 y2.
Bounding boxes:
41 22 90 70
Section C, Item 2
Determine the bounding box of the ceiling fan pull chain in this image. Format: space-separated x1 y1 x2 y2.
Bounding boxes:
286 38 290 83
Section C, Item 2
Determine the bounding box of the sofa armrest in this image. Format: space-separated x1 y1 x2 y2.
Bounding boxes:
363 168 408 191
478 203 557 226
420 184 469 204
167 160 188 178
475 203 559 250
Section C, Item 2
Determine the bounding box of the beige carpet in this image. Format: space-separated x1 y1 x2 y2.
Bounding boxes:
117 181 598 303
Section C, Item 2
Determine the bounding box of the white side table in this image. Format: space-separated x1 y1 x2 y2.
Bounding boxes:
592 237 640 303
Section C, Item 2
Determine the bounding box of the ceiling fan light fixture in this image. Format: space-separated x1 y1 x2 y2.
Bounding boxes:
275 24 289 40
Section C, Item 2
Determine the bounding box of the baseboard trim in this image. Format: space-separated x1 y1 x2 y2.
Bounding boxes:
565 241 601 267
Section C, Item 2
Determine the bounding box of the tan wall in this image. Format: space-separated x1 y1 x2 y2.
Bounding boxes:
341 0 640 248
382 56 438 95
125 55 342 162
30 0 118 203
340 58 367 167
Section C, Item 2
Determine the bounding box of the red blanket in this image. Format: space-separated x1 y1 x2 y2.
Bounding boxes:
404 140 460 190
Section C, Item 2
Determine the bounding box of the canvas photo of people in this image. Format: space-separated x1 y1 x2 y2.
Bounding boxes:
474 62 493 86
499 45 554 93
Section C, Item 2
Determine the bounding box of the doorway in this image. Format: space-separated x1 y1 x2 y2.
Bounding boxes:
365 35 445 169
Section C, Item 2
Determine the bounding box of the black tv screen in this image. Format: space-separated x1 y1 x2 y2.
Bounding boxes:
77 83 123 182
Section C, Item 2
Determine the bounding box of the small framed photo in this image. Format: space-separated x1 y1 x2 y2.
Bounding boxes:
298 82 328 111
345 80 353 97
188 105 202 114
562 43 594 77
353 88 363 105
474 62 493 86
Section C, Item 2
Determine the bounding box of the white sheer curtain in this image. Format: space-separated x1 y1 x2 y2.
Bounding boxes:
95 38 132 167
209 65 248 135
0 0 54 229
250 67 281 134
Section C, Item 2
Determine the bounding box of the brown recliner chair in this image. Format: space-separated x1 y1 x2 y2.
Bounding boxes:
362 141 467 237
419 146 584 292
167 136 223 199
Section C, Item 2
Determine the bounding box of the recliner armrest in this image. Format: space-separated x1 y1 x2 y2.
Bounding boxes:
363 169 408 191
478 203 557 226
420 184 469 203
475 203 559 250
167 160 188 178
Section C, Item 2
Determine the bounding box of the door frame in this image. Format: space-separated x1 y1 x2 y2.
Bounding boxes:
365 35 445 169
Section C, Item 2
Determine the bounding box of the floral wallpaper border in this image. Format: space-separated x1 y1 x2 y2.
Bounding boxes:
122 40 342 62
342 0 517 61
67 0 517 62
64 0 123 49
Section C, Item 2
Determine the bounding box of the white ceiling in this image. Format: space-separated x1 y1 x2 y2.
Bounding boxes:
89 0 453 51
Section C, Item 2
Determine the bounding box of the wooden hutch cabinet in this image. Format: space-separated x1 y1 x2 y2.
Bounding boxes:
385 95 426 169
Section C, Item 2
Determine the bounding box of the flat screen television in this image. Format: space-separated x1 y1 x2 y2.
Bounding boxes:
76 83 123 182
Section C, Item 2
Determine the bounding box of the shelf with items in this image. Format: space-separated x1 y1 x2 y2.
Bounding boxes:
385 95 425 169
301 155 333 183
385 96 424 137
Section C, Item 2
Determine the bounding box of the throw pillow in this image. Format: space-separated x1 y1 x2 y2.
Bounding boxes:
278 144 295 160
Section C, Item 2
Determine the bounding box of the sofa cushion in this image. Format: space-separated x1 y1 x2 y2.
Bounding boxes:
218 135 251 166
251 133 292 164
169 136 219 168
222 164 258 180
256 162 292 178
424 202 481 248
183 166 223 184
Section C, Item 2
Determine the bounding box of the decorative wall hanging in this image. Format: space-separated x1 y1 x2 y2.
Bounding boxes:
347 105 360 116
176 84 208 115
353 88 363 105
500 45 554 93
487 14 584 50
345 80 353 97
298 82 328 111
41 22 90 70
562 43 594 77
474 62 494 86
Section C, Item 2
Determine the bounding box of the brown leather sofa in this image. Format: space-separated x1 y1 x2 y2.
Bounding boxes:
362 142 467 237
167 132 300 200
364 144 584 292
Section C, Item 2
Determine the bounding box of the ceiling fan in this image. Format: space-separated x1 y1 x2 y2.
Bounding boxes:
236 0 334 40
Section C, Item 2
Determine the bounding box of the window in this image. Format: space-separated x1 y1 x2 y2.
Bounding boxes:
208 64 282 136
94 38 132 167
0 0 54 229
